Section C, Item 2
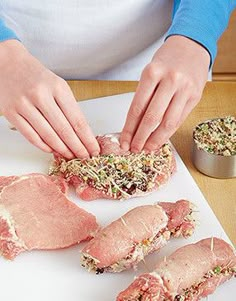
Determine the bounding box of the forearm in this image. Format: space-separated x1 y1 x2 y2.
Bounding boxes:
167 0 236 65
0 18 19 42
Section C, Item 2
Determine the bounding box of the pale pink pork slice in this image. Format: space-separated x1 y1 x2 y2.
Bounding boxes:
158 200 196 237
0 173 99 260
51 133 176 201
81 200 195 273
97 133 127 156
117 237 236 300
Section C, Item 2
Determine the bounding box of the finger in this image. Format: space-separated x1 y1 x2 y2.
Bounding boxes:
54 81 100 156
36 97 90 159
18 104 75 159
144 90 189 151
178 97 199 127
130 79 176 152
120 63 161 150
5 113 53 153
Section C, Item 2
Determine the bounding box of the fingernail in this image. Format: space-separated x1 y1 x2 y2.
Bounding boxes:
121 141 130 151
91 151 99 157
143 148 149 154
66 153 75 160
81 153 90 160
45 146 53 153
144 145 160 153
131 147 140 154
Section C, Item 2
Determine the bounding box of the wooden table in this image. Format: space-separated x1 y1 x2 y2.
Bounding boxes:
68 80 236 245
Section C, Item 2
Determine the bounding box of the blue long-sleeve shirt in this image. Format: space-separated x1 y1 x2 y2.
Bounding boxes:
0 1 236 65
167 0 236 64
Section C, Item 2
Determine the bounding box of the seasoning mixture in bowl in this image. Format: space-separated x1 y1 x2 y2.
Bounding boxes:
193 116 236 156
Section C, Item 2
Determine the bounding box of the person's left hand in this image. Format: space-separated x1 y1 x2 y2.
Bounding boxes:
120 35 210 152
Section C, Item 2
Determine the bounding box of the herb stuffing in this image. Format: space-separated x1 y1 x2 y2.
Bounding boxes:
82 207 194 274
49 144 173 199
174 265 236 301
193 116 236 156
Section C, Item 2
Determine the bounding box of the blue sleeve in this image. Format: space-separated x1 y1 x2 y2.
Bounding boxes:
167 0 236 65
0 19 19 42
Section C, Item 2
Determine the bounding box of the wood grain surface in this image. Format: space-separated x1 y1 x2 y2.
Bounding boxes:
68 80 236 245
213 10 236 81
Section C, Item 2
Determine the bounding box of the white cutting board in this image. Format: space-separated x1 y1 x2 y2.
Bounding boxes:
0 93 234 301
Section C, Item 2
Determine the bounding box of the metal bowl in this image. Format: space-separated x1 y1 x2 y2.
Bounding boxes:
192 117 236 179
192 141 236 178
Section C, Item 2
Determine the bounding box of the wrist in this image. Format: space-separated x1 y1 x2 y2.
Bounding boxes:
165 35 211 67
0 40 27 67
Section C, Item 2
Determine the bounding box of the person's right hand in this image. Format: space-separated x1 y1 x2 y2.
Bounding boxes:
0 40 100 159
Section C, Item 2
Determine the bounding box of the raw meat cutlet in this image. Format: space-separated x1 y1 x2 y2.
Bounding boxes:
117 238 236 301
81 200 195 273
0 173 99 259
50 133 176 201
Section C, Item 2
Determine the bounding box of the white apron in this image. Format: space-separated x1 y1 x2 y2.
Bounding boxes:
0 0 173 80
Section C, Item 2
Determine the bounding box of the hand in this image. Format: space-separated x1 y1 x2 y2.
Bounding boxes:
120 35 210 152
0 40 100 159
